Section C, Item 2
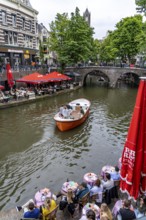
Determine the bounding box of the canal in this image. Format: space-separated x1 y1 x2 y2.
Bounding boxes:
0 85 137 210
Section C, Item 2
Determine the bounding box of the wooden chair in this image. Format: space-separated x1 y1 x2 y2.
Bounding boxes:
78 192 90 208
45 205 59 220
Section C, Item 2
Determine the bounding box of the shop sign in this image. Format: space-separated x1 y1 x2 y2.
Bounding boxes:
8 49 23 53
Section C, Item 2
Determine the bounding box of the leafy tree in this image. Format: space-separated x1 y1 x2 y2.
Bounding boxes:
135 0 146 13
99 31 118 64
49 7 94 71
112 15 143 63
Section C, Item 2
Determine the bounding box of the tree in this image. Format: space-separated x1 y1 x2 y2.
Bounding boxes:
112 15 143 63
135 0 146 13
49 7 95 72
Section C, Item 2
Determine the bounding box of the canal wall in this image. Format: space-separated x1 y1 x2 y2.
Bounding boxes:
0 86 82 110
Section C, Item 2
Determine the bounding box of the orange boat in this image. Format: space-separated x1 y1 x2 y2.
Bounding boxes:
54 98 91 131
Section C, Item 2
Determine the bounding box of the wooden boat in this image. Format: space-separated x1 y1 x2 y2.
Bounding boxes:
54 98 91 131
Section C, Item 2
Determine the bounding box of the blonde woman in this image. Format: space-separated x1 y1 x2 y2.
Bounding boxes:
100 203 113 220
59 188 76 217
40 197 57 220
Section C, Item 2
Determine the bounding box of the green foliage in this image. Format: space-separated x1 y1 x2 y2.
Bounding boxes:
111 15 143 62
135 0 146 13
49 7 94 71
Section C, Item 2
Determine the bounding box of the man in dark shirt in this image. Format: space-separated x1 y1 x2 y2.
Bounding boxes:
118 199 136 220
23 202 41 219
75 182 89 201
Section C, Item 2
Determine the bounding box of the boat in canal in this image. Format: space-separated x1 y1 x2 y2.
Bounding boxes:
54 98 91 131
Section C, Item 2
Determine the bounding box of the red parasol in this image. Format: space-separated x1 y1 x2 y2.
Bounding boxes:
16 72 46 84
120 77 146 200
6 63 14 88
0 85 4 90
43 71 72 81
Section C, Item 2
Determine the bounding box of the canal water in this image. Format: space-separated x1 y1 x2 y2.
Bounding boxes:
0 85 137 210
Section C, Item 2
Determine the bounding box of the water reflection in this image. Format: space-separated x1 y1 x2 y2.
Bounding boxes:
0 86 137 210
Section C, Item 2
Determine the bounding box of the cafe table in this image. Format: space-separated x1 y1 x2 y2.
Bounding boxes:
61 181 78 195
83 172 98 187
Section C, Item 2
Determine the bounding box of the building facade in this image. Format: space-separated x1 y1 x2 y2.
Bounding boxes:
0 0 39 67
38 23 57 67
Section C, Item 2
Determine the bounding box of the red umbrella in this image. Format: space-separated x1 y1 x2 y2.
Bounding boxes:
43 71 72 81
0 85 4 90
16 72 46 84
6 63 14 88
120 77 146 200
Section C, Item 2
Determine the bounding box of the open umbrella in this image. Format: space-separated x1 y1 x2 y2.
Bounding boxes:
44 71 72 81
16 72 46 84
0 85 4 90
6 63 14 88
120 77 146 200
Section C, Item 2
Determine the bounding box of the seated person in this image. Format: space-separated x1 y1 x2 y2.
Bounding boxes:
40 197 57 220
135 196 146 218
117 199 136 220
90 179 103 197
16 200 41 219
75 182 90 202
79 209 96 220
59 188 76 217
62 105 71 118
101 173 114 190
110 166 120 181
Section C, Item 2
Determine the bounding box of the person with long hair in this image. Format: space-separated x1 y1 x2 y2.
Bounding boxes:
40 197 57 220
100 203 113 220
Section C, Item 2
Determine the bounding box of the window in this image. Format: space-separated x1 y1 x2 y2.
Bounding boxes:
12 14 16 27
4 31 18 45
22 17 25 29
2 11 7 24
23 34 33 48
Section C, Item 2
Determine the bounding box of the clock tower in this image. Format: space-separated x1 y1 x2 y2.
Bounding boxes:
83 8 91 26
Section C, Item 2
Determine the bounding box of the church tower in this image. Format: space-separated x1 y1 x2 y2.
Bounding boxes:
83 8 91 26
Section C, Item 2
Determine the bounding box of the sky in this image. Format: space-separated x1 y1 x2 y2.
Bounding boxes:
30 0 138 39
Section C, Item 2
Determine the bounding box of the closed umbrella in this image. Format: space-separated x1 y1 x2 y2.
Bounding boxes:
120 77 146 200
6 63 14 88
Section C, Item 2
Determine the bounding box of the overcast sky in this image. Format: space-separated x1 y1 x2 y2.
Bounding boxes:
30 0 138 39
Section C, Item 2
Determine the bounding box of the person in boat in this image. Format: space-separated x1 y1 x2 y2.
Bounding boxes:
62 105 70 118
40 197 57 220
59 105 64 117
80 106 84 115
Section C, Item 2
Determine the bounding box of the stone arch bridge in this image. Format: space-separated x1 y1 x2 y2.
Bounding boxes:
65 66 146 87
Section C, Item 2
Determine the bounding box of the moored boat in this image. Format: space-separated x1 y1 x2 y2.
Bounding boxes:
54 98 91 131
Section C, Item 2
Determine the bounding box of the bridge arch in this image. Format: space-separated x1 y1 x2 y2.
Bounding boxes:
65 66 146 87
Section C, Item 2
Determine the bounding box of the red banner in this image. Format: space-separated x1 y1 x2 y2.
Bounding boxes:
120 79 146 200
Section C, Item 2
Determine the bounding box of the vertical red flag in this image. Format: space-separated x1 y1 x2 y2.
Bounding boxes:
120 77 146 200
6 63 14 88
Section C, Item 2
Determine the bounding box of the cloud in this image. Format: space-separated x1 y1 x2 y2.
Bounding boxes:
30 0 137 39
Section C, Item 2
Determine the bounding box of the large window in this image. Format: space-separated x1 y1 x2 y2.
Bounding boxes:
23 35 33 48
2 11 7 24
29 20 32 31
12 14 16 27
4 31 18 45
